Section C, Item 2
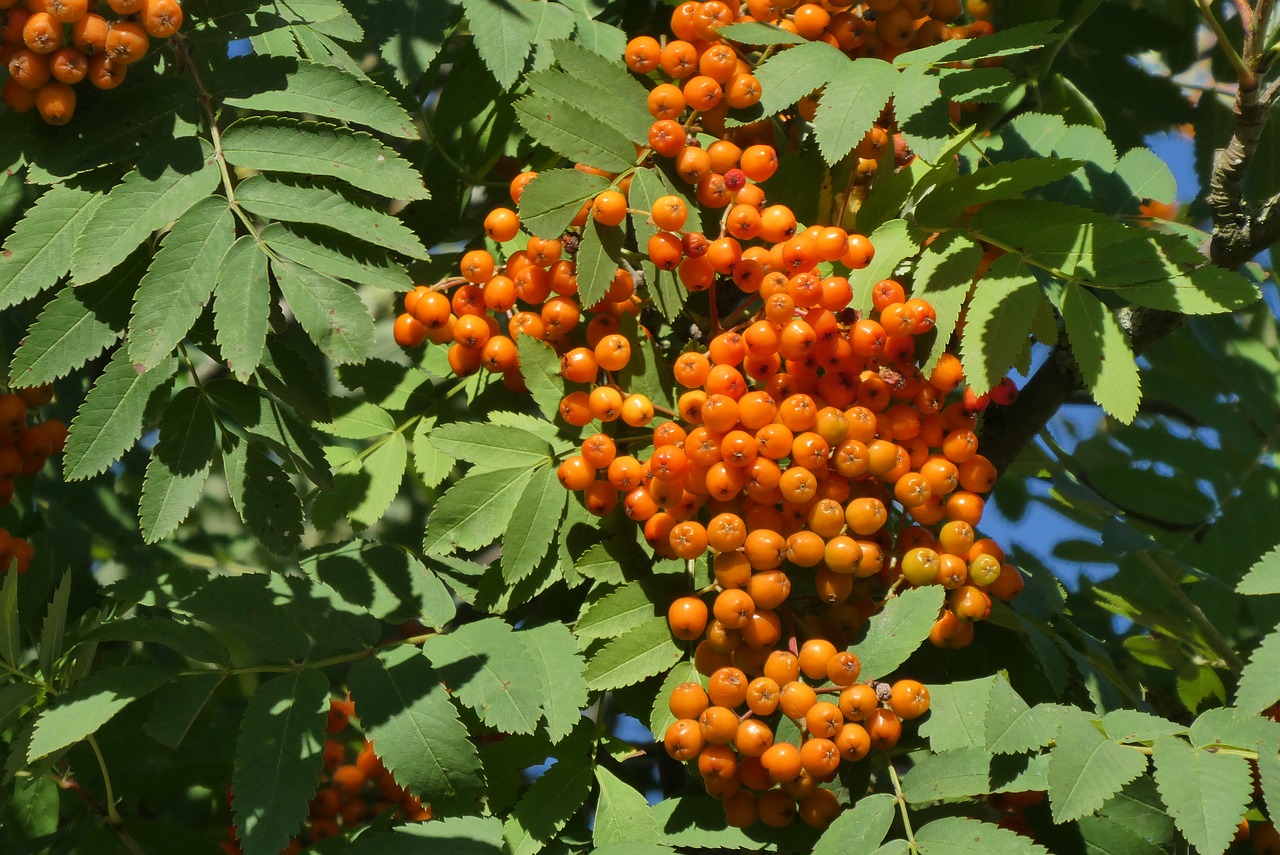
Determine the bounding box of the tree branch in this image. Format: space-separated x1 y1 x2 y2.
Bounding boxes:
981 26 1276 472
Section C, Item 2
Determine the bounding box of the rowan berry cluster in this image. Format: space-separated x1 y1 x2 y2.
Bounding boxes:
392 0 1012 831
1 0 183 124
220 697 430 855
0 385 65 576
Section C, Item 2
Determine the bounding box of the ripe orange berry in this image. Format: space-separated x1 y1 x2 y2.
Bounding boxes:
664 719 706 761
8 48 51 89
104 21 149 65
760 742 802 783
392 313 427 347
668 595 709 641
591 189 628 226
140 0 183 38
23 12 63 54
797 639 837 681
889 679 930 720
483 207 520 242
48 46 86 83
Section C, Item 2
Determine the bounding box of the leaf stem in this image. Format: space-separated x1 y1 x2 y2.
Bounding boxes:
172 33 258 235
1137 551 1247 672
177 632 434 679
1196 0 1256 86
85 735 121 826
886 760 919 853
0 660 56 694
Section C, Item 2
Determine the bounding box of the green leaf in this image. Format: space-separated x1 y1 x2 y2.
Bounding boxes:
348 645 485 813
128 196 236 369
516 336 567 421
377 1 454 86
223 117 428 200
914 158 1085 229
626 167 695 321
232 669 329 855
575 220 626 308
37 571 71 681
421 617 543 734
850 219 923 314
205 379 331 488
314 431 408 531
424 467 535 556
503 738 594 855
514 94 635 174
214 236 272 381
461 0 536 88
144 674 226 748
302 540 457 628
327 402 396 440
576 582 659 642
27 665 176 761
1101 710 1187 743
80 617 229 665
69 140 220 285
755 40 845 117
987 696 1065 756
583 616 682 691
1235 628 1280 715
848 585 944 679
915 816 1050 854
891 65 951 163
502 466 565 584
812 58 898 165
517 168 611 240
237 175 429 259
348 817 505 854
896 20 1059 66
1058 282 1141 423
1152 737 1252 854
903 746 994 802
138 386 218 543
429 421 553 472
959 253 1044 395
914 230 983 372
223 437 304 554
1237 545 1280 595
215 56 418 139
549 40 652 142
1047 712 1149 823
0 183 104 310
813 792 895 854
918 676 997 753
0 571 17 666
24 77 199 181
526 72 647 150
261 222 411 290
63 347 176 481
272 257 376 364
718 21 806 45
412 417 455 489
519 622 588 742
7 250 141 387
939 66 1019 104
594 765 662 847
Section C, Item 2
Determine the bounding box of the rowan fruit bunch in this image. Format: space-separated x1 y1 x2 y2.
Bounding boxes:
220 697 430 855
1 0 184 124
0 385 65 575
390 0 1015 830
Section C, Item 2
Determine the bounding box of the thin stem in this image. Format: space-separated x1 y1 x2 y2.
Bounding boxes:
1196 0 1256 86
886 761 918 853
178 632 434 679
86 736 121 826
172 34 256 235
1138 552 1247 672
0 660 57 694
1248 0 1275 62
